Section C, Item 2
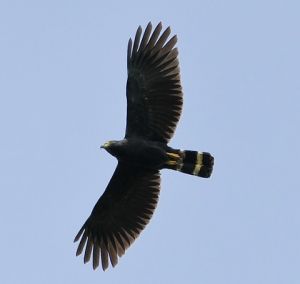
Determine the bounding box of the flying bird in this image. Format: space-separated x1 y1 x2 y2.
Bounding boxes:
74 22 214 271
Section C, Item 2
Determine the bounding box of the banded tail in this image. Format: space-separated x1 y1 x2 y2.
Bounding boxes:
165 149 214 178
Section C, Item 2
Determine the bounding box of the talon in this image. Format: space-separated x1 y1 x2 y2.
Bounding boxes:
166 160 177 166
166 152 180 159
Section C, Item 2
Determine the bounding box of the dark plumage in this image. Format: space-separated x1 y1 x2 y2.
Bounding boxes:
74 22 214 271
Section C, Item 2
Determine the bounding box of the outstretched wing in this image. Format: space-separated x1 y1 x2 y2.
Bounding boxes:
126 22 183 143
74 163 160 270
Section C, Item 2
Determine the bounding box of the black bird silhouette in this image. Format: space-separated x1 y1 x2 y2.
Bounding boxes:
74 22 214 271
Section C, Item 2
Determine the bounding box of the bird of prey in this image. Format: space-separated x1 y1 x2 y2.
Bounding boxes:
74 22 214 271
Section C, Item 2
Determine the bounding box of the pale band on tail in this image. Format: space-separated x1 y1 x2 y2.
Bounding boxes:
165 150 214 178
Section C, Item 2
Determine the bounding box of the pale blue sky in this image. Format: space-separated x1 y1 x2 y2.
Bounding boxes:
1 0 299 283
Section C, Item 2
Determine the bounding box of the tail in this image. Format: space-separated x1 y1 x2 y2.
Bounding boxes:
165 149 214 178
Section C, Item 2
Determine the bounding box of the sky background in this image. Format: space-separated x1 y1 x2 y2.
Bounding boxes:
1 0 299 283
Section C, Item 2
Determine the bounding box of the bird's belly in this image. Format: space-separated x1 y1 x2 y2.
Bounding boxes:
120 142 167 169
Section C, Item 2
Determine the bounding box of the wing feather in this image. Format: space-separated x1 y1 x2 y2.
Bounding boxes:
126 22 183 143
132 26 142 60
139 22 152 51
74 163 161 270
147 22 162 49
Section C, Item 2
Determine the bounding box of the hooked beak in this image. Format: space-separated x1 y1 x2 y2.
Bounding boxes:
100 142 110 149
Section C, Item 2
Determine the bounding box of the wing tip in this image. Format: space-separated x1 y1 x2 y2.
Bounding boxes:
93 263 99 270
127 38 133 64
146 21 152 29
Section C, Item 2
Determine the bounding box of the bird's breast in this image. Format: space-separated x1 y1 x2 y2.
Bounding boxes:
119 139 167 169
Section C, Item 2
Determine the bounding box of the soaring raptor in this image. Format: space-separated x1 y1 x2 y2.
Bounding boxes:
74 22 214 271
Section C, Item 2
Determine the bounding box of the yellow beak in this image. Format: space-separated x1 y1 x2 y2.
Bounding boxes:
100 142 111 149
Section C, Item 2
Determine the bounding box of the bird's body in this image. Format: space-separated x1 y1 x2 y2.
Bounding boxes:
102 139 168 169
74 22 214 271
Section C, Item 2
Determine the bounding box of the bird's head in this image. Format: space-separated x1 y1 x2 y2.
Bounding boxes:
100 140 126 158
100 140 117 152
100 141 114 150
